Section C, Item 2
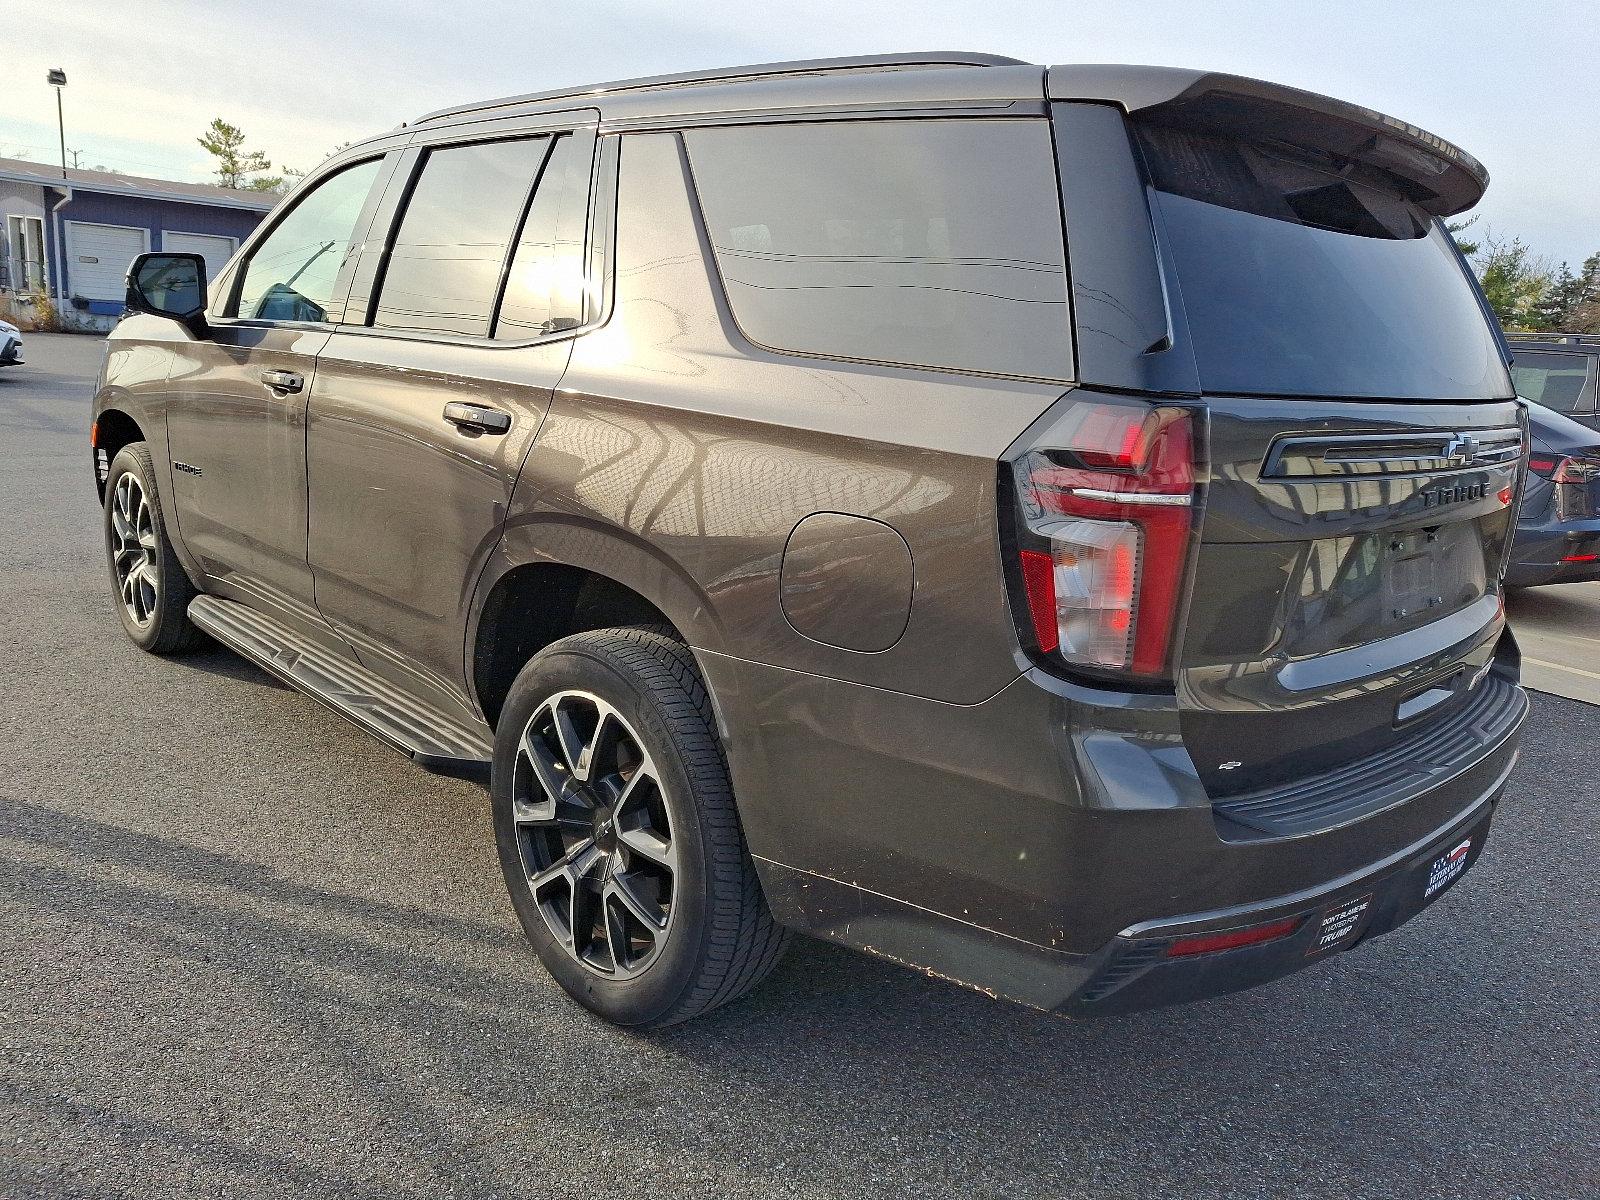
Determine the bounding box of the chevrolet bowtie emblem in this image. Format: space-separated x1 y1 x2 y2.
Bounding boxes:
1442 433 1479 466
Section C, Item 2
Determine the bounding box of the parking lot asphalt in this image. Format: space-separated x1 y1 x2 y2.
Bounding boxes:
2 332 1597 1200
1509 583 1600 706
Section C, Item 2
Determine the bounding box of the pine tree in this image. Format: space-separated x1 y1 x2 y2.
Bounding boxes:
196 118 283 192
1532 263 1581 331
1567 252 1600 334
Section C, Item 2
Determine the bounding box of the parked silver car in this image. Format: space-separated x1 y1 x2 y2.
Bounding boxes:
0 318 23 367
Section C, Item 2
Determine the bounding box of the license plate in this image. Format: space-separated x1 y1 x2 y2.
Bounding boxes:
1423 836 1475 899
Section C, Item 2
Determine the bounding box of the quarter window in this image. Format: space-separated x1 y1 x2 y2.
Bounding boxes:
372 138 549 337
495 135 591 340
683 120 1072 379
234 159 381 323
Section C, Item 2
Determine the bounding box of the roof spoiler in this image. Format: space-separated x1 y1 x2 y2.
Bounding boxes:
1047 65 1487 217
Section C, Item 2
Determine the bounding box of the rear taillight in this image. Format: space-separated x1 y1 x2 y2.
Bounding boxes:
1529 450 1600 522
1553 453 1600 485
1528 452 1600 483
1008 399 1200 681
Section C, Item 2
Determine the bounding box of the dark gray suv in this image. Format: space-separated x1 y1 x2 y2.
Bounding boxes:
94 53 1528 1027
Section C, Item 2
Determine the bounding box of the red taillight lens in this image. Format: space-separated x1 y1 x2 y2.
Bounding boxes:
1011 401 1198 680
1166 916 1300 958
1527 455 1559 478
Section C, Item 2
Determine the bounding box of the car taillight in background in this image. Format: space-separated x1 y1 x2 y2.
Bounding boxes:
1008 399 1201 682
1528 449 1600 522
1527 451 1600 484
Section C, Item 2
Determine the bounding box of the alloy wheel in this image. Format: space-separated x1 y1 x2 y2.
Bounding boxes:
110 473 159 627
512 690 678 978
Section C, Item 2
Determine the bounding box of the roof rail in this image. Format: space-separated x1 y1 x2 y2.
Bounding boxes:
1504 332 1600 346
411 52 1029 126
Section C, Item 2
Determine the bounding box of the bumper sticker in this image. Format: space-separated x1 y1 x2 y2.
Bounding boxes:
1307 893 1374 957
1425 837 1473 898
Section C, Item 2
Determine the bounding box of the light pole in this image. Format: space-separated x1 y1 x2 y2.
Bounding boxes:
47 68 67 179
46 69 69 313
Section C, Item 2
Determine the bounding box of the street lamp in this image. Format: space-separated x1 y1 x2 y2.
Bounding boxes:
47 69 67 180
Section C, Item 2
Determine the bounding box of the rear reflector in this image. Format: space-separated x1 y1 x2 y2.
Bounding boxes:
1018 549 1059 653
1166 916 1301 958
1563 553 1599 564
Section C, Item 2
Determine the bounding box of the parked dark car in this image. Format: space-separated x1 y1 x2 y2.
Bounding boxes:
1507 402 1600 585
1505 332 1600 432
93 53 1527 1027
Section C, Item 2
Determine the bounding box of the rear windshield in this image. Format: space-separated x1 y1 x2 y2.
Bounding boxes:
1138 123 1513 400
684 119 1072 380
1510 351 1591 413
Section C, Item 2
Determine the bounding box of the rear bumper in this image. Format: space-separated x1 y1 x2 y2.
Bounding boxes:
705 636 1526 1016
1061 786 1502 1014
1507 517 1600 586
0 335 22 366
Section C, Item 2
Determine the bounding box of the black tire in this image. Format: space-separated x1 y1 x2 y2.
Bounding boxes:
103 442 204 654
492 626 789 1027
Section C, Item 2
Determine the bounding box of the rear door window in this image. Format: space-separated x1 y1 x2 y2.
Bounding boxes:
684 120 1072 380
372 138 548 337
1510 350 1592 413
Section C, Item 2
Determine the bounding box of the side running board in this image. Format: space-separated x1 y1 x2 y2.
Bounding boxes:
188 595 493 773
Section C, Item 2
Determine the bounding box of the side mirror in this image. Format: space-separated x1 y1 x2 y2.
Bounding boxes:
125 253 209 335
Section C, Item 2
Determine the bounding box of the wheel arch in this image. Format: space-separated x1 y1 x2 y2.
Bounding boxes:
468 524 729 731
92 407 145 499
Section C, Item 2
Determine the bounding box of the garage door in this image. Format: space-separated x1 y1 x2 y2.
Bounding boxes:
64 222 148 302
162 231 238 281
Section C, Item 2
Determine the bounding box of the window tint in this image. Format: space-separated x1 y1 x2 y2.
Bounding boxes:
1136 122 1512 401
1511 351 1591 413
496 135 591 340
235 159 381 323
684 120 1071 379
372 138 548 337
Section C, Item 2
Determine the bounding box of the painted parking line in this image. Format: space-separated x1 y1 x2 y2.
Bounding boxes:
1522 656 1600 683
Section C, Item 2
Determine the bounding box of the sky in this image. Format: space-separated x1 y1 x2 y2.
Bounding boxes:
6 0 1597 269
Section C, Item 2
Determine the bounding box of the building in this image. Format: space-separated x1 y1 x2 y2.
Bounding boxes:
0 156 276 332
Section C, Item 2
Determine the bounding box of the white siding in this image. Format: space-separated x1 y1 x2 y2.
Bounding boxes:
161 231 237 281
64 221 148 301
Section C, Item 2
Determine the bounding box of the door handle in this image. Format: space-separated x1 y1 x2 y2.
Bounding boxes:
442 401 512 435
260 369 304 393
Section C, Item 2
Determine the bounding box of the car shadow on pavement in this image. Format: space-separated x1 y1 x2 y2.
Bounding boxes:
5 775 1590 1199
173 644 294 691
